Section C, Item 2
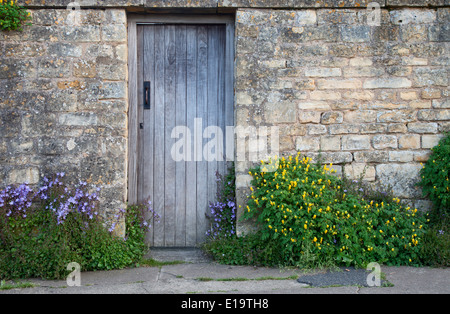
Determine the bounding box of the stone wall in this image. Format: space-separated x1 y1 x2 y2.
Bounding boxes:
1 1 449 238
234 6 449 234
0 9 128 228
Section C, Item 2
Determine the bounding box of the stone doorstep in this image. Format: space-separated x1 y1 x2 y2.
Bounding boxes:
146 247 213 263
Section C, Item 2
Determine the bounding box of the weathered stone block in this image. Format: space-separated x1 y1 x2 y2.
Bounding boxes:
317 9 359 25
329 124 360 134
354 151 389 163
372 134 397 149
360 123 387 134
400 24 429 42
38 137 69 155
421 134 443 148
340 25 371 42
7 168 39 185
20 112 57 138
305 152 353 164
413 68 448 87
236 92 253 105
317 78 362 89
386 1 445 7
344 67 385 77
349 57 372 67
74 60 97 78
421 88 441 99
305 67 341 77
294 79 315 91
398 134 421 149
310 91 341 100
265 101 297 123
407 122 438 133
413 150 431 162
61 24 101 41
296 136 320 151
376 163 422 198
37 58 71 78
377 110 416 123
320 135 341 151
236 174 253 189
400 91 418 100
99 82 127 99
418 109 450 121
344 163 375 181
321 111 343 124
409 100 432 109
342 135 371 150
344 110 377 123
281 25 339 43
298 111 321 123
385 66 412 77
298 101 331 111
389 151 414 162
104 9 127 24
307 124 327 135
85 44 115 59
432 99 450 109
389 9 436 25
363 77 412 89
59 113 98 126
47 43 82 58
342 90 374 100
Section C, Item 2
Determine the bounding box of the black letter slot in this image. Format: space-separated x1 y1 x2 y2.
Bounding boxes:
144 81 150 110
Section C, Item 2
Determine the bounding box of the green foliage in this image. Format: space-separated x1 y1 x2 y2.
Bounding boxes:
241 154 429 268
0 0 32 31
418 133 450 218
0 176 156 280
205 165 236 239
419 218 449 267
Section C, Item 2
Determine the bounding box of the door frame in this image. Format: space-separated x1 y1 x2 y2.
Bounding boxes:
127 14 235 206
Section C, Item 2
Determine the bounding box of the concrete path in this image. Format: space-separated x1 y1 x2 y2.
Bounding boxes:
1 248 448 294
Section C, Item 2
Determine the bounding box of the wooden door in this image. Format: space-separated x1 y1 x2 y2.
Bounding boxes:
135 23 233 247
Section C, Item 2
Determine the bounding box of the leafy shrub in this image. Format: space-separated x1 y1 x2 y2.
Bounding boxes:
420 220 449 267
416 133 450 267
242 154 429 268
0 173 158 280
418 133 450 219
0 0 31 31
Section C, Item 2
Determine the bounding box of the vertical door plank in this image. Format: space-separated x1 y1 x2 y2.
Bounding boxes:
127 21 138 205
206 26 219 243
196 25 208 243
175 25 187 246
164 25 177 246
225 22 235 166
217 25 226 178
142 25 156 245
185 25 198 246
153 25 166 247
137 24 144 205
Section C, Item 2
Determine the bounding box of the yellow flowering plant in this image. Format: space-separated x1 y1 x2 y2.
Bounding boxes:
0 0 32 31
243 153 429 268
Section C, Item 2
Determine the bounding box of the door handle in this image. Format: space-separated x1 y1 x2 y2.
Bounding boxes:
144 81 150 110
